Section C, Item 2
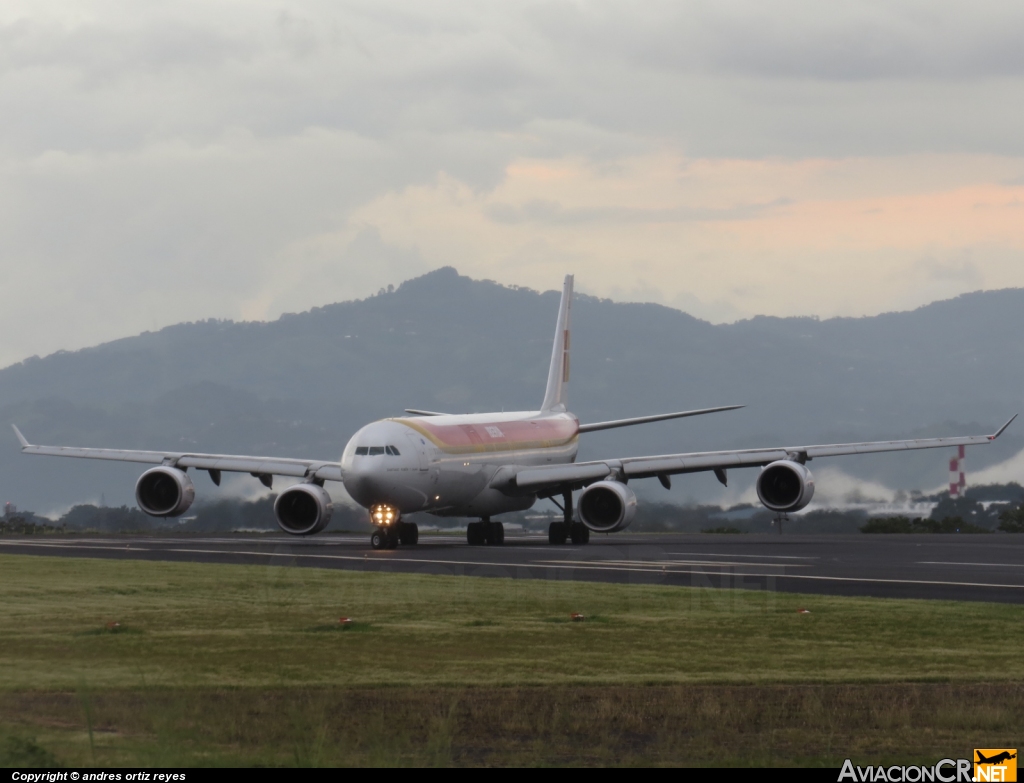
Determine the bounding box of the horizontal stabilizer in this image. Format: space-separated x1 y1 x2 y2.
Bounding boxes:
578 405 743 433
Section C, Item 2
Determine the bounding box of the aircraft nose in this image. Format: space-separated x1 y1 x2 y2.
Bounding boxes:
342 458 384 505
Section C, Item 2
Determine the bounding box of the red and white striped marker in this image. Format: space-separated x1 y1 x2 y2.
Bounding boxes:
949 445 966 497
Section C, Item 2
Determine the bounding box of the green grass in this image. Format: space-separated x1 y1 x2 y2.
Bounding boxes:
1 553 1023 766
3 553 1024 688
2 683 1022 767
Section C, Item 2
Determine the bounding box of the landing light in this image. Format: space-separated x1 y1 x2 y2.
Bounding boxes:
370 503 399 526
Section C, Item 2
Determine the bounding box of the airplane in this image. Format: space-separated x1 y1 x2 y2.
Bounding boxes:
976 751 1016 765
12 275 1017 550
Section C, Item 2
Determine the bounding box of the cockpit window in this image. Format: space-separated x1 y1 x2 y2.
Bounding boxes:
355 445 401 456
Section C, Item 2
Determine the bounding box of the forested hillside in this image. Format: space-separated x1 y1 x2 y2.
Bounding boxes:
3 268 1022 512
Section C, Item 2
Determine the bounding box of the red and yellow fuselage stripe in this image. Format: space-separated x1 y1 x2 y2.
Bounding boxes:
394 416 579 455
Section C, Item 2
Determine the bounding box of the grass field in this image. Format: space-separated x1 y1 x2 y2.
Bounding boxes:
1 553 1022 766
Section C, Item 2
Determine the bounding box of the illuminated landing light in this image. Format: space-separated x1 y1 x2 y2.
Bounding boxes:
369 503 399 526
434 495 440 501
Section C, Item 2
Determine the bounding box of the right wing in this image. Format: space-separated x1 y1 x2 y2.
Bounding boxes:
500 416 1017 495
11 425 343 484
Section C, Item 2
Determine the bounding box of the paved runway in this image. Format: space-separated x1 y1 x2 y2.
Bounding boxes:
3 531 1024 603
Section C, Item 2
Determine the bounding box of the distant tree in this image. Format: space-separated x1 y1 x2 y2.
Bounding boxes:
926 516 990 534
60 505 156 532
861 517 916 534
179 495 373 533
928 495 1000 529
965 482 1024 503
631 503 724 533
998 505 1024 533
701 526 744 534
0 515 65 535
861 515 990 534
789 509 868 533
181 496 277 533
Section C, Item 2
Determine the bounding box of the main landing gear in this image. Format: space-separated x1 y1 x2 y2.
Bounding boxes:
772 513 788 535
548 489 589 545
467 517 504 546
370 521 418 550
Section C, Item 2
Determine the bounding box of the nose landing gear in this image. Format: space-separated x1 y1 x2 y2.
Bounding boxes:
369 504 418 549
370 522 419 549
370 527 396 550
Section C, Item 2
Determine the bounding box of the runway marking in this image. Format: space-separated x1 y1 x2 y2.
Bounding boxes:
157 548 584 570
0 541 153 552
5 541 1024 592
6 542 1022 591
535 558 811 569
510 561 1024 591
147 553 1024 590
666 551 817 560
918 561 1024 568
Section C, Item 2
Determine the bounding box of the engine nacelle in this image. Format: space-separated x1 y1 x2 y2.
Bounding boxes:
756 460 815 513
274 483 333 535
135 467 195 517
577 480 637 532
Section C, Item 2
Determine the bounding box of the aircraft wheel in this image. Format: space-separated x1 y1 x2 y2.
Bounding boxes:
486 521 504 546
467 521 484 546
399 522 419 545
385 527 400 549
570 523 590 545
370 529 386 550
548 522 568 545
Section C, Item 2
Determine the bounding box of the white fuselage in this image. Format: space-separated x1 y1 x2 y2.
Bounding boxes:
340 411 579 519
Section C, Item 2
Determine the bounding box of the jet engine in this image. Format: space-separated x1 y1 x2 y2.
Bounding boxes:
756 460 815 513
577 480 637 532
135 467 195 517
274 483 334 535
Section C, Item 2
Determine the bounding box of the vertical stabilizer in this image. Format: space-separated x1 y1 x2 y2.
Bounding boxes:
541 275 574 412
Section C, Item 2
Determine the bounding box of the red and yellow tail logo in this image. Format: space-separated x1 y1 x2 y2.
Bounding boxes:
975 749 1017 782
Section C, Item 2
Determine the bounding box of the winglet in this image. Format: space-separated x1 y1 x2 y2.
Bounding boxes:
990 414 1018 440
11 424 29 448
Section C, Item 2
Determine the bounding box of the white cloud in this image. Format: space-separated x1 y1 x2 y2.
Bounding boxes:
969 446 1024 486
3 1 1024 367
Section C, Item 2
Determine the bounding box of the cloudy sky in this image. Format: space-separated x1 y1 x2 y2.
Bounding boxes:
3 0 1024 367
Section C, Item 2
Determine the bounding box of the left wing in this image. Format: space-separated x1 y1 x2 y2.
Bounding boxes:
11 425 343 484
500 415 1018 495
578 405 743 433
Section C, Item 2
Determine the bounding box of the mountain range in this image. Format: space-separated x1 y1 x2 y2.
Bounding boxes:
2 267 1022 514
